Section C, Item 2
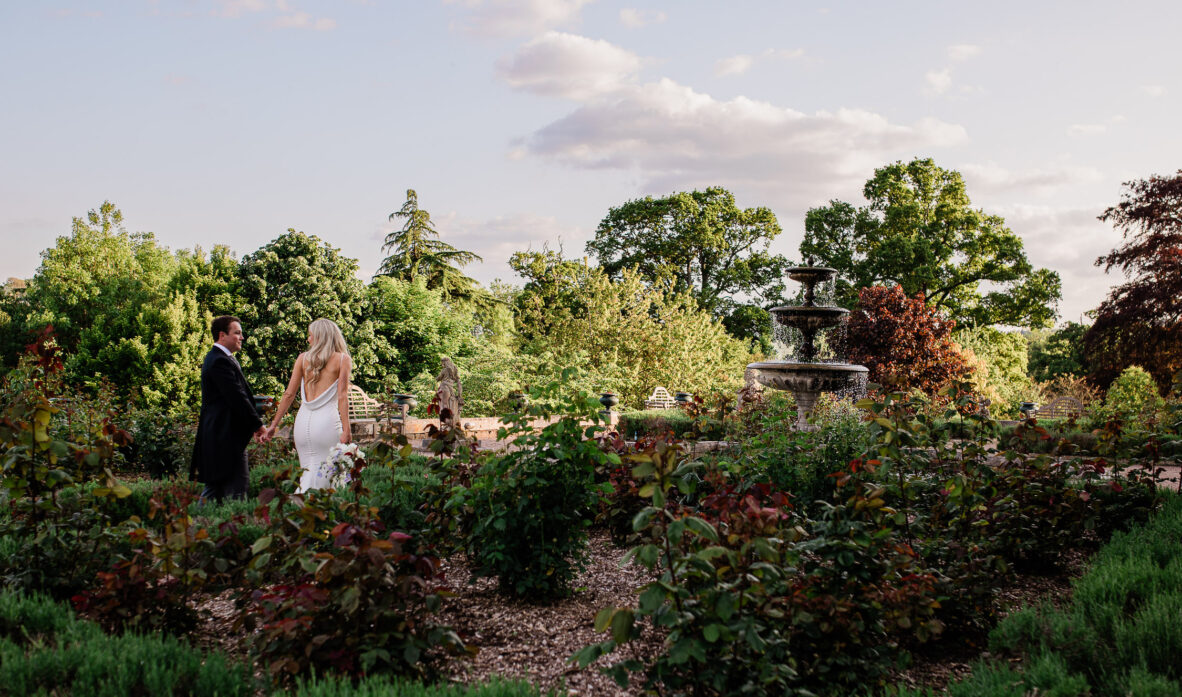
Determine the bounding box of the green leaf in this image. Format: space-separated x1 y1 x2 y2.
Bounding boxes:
593 607 615 633
610 608 634 643
251 536 273 555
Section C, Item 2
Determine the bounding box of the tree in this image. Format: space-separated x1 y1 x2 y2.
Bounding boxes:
238 230 378 395
18 202 207 406
587 187 791 349
377 189 483 301
365 276 478 385
1027 322 1089 383
801 158 1061 329
955 326 1034 417
1083 171 1182 392
511 250 750 409
845 285 969 396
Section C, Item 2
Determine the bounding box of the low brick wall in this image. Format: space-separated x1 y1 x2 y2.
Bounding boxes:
350 412 621 444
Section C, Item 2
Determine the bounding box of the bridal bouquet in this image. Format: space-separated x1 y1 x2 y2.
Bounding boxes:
326 442 365 489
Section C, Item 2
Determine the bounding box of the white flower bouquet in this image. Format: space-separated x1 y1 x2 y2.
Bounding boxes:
325 442 364 489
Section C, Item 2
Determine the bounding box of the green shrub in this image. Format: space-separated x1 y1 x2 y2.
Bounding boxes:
1116 666 1182 697
0 628 252 697
619 409 693 439
457 384 614 598
243 473 462 682
0 590 96 646
1097 365 1166 430
357 457 438 535
910 493 1182 697
579 453 943 696
119 405 197 478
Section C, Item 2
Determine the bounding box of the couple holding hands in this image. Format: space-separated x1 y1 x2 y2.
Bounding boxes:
190 316 353 501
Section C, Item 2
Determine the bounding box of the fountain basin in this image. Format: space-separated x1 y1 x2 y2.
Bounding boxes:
748 361 868 430
771 305 849 332
787 266 838 285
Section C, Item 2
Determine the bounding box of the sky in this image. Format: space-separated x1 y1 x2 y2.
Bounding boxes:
2 0 1179 327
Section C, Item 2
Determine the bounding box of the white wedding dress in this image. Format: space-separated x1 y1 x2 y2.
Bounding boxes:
294 380 342 493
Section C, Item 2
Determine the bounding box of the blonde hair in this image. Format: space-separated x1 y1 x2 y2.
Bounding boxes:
304 318 349 387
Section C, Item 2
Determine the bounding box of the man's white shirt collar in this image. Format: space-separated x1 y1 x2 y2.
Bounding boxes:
214 344 234 357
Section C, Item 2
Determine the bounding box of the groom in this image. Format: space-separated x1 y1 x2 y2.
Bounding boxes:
190 315 266 502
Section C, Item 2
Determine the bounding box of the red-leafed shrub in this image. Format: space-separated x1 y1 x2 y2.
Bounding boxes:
845 285 970 395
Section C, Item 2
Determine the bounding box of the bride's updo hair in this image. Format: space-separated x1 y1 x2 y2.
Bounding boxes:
304 318 349 387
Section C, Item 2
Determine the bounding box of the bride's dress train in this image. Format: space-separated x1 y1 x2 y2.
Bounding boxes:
294 380 341 493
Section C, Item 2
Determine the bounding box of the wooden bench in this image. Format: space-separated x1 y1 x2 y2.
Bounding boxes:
644 386 677 410
1034 396 1083 420
347 384 383 420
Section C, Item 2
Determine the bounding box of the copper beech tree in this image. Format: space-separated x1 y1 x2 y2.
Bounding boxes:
1085 171 1182 392
845 285 969 396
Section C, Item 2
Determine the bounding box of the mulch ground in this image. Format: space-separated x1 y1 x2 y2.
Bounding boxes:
192 529 1095 696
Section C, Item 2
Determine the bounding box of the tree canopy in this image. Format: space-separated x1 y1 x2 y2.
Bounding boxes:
17 202 207 409
511 249 750 408
1084 171 1182 392
238 230 379 396
377 189 483 302
587 187 791 351
801 158 1061 329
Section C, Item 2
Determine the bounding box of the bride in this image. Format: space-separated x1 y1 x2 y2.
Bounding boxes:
263 318 352 493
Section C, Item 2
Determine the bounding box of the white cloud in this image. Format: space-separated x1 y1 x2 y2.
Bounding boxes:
960 162 1103 196
497 32 641 100
271 12 335 30
715 54 754 77
514 77 967 209
947 44 981 62
1068 123 1106 137
210 0 335 29
1141 84 1166 97
214 0 268 17
925 68 952 94
995 204 1119 323
447 0 594 37
716 48 805 77
619 8 666 28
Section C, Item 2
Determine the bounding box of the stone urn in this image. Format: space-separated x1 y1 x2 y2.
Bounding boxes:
392 393 418 419
599 391 620 412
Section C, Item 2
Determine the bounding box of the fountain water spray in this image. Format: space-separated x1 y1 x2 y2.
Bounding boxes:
747 266 868 430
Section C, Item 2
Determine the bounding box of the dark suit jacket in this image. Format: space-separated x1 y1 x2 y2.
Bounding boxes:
190 346 264 484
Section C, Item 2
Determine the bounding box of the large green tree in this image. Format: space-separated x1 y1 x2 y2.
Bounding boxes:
18 202 208 408
365 276 478 385
238 230 385 395
587 187 791 352
511 250 750 409
377 189 484 302
1027 322 1089 383
801 158 1061 329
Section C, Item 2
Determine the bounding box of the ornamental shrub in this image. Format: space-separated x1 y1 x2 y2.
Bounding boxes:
845 285 970 397
456 378 615 598
243 476 462 681
1096 365 1166 430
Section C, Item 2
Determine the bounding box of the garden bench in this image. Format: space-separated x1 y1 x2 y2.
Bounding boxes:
1034 396 1083 420
346 384 384 420
644 386 677 410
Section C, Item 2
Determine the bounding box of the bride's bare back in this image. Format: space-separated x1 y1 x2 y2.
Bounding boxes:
302 351 346 401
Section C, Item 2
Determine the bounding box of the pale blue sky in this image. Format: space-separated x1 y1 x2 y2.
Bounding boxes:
2 1 1179 325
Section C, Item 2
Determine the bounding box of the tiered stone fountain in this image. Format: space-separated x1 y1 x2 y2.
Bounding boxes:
747 266 868 430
